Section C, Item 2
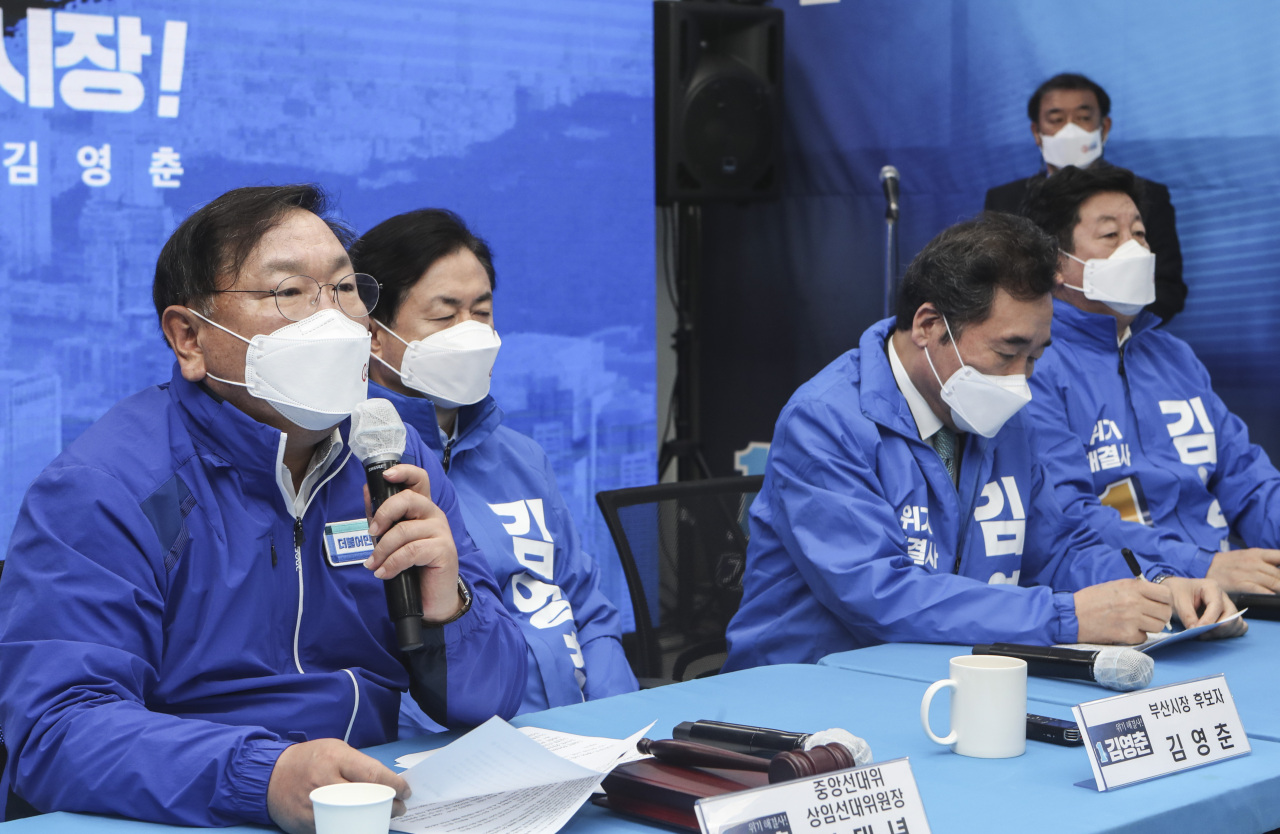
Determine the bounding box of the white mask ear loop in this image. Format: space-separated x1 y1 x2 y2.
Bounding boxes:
369 319 409 374
941 315 966 367
186 307 253 389
921 313 961 387
1059 250 1088 293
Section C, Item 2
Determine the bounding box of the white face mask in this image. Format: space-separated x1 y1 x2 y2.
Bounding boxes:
924 316 1032 438
1039 122 1104 170
191 308 371 431
1062 239 1156 316
374 319 501 410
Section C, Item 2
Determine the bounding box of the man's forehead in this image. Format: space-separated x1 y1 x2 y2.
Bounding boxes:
223 212 350 287
969 291 1052 345
1040 89 1099 116
259 251 351 276
248 211 347 259
1078 192 1141 226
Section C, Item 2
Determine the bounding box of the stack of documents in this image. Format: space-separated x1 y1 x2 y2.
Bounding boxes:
390 717 652 834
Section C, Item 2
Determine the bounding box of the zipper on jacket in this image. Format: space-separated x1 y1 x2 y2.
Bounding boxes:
270 540 277 568
286 447 355 679
292 515 305 674
442 438 456 472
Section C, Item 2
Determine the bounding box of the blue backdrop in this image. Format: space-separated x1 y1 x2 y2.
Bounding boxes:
0 0 655 615
700 0 1280 476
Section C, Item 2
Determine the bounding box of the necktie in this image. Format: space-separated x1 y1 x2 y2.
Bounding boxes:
933 426 958 483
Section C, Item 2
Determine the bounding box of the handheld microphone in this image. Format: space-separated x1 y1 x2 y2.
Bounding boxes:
350 398 423 652
972 643 1153 691
673 720 872 767
1228 592 1280 621
879 164 900 222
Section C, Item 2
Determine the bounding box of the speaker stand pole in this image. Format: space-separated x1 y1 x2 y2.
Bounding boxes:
660 202 713 482
882 212 898 319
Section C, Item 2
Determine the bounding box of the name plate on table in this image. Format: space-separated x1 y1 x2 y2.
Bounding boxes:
694 758 931 834
1072 673 1250 791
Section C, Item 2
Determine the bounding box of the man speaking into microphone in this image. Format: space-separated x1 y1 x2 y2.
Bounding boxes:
0 185 526 832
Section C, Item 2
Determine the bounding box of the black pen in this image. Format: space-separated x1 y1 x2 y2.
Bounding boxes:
1121 547 1143 578
1125 547 1173 631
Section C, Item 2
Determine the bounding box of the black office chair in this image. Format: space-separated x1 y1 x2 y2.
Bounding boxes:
596 475 763 682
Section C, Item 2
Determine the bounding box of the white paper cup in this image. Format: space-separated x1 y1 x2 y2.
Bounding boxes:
310 782 396 834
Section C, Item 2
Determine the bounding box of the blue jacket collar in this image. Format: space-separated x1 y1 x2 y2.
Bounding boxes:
167 363 323 486
858 317 1001 459
1051 297 1161 348
858 317 928 439
368 380 502 456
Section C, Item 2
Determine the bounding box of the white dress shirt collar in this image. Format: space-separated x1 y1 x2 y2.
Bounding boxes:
887 335 944 443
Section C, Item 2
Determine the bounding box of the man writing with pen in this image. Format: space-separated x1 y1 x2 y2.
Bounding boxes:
1021 165 1280 597
724 212 1245 674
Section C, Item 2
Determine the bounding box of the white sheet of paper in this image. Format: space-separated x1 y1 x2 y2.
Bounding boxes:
1059 608 1246 653
400 717 597 804
395 725 651 771
390 718 653 834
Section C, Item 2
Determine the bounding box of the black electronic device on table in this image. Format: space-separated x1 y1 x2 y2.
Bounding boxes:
1027 714 1083 747
1229 593 1280 621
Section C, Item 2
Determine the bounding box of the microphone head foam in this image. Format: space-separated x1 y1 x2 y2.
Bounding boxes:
803 729 872 767
879 164 899 182
1094 646 1154 691
349 398 407 462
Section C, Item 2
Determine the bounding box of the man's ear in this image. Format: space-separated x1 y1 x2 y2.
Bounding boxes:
1101 115 1113 144
1030 120 1043 148
910 302 945 349
162 306 207 382
369 318 388 360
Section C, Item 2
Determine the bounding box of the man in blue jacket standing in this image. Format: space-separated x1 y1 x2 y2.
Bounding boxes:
1022 165 1280 595
349 209 636 729
725 212 1242 671
0 186 527 831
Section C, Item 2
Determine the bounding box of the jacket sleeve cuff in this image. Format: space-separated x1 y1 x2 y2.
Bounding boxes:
442 577 485 643
1052 592 1080 645
222 738 294 826
1189 547 1217 578
1149 541 1216 579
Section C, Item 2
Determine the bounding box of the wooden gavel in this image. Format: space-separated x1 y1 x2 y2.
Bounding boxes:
636 737 857 783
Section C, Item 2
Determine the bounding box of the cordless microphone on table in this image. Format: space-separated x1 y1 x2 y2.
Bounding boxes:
350 398 423 652
972 643 1154 691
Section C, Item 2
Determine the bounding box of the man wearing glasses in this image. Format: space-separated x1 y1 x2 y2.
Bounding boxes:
0 185 526 832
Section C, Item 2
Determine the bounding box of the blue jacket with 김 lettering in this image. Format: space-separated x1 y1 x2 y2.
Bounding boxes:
1024 299 1280 576
724 317 1141 671
0 367 527 826
371 382 636 734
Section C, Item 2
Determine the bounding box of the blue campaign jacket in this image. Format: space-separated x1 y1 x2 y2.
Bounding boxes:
371 382 635 731
1025 299 1280 576
0 367 526 827
724 318 1138 670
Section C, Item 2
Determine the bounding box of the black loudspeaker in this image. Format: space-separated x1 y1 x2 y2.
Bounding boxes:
655 2 784 204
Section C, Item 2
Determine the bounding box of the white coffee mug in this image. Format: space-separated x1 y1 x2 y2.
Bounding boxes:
920 655 1027 758
310 782 396 834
